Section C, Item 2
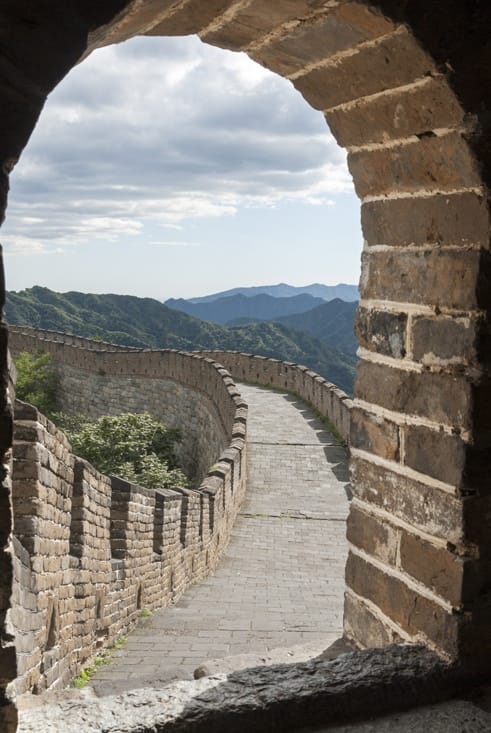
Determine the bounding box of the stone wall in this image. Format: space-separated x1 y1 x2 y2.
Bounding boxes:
197 350 353 443
9 327 237 482
7 329 247 697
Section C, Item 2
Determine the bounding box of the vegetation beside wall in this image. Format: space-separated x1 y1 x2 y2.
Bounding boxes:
66 413 187 490
13 351 187 490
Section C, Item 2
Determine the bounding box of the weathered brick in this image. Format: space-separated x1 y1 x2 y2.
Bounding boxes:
346 551 460 655
201 0 328 50
404 424 465 486
355 307 407 358
252 3 394 76
350 455 463 543
327 76 464 147
346 503 398 564
360 248 484 310
147 0 237 37
348 132 480 199
399 532 464 606
361 192 489 248
343 591 402 648
355 360 472 427
293 30 433 111
412 316 477 365
350 407 400 461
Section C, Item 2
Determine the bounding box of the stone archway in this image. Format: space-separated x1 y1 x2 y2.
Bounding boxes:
1 1 490 727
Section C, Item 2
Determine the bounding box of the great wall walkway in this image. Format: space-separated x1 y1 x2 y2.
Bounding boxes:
90 383 350 695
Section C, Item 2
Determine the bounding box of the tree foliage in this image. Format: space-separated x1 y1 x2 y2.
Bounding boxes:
13 351 59 416
66 412 187 490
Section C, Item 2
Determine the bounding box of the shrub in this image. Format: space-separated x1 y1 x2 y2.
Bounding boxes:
66 412 187 490
13 351 58 416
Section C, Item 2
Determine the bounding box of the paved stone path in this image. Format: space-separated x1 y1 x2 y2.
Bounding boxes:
91 384 350 695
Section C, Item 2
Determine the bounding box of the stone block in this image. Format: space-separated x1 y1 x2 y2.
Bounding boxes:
346 503 398 565
403 424 465 486
350 407 400 461
343 591 401 648
350 455 463 543
346 551 459 655
252 3 394 76
144 0 237 37
201 0 328 50
411 315 477 365
349 132 480 199
355 359 471 428
399 532 464 606
327 76 464 147
355 307 407 359
360 248 485 310
293 29 433 111
361 192 489 248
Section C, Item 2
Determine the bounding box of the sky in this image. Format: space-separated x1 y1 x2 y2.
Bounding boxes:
1 34 363 301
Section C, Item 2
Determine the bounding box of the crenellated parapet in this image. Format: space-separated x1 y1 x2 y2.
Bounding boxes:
196 350 353 444
8 327 247 696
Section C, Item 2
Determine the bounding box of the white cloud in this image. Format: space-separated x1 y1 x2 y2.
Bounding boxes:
3 236 65 256
2 34 354 255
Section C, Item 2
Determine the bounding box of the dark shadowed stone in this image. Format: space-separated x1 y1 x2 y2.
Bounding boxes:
17 645 473 733
355 307 407 359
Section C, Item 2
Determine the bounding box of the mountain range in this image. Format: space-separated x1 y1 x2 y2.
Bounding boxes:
277 299 358 356
182 282 359 304
165 293 326 324
5 287 357 394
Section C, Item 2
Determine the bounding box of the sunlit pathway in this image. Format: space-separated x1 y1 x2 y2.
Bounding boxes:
91 383 350 695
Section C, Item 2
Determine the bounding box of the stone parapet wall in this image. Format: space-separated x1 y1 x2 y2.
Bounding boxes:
196 350 353 443
9 327 136 352
9 327 242 482
8 328 247 696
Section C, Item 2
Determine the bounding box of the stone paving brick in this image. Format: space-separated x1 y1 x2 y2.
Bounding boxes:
90 384 349 695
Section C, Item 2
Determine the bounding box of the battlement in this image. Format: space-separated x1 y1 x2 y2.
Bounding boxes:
8 327 248 695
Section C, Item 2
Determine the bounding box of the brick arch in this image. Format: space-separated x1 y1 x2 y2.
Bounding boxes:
0 1 490 721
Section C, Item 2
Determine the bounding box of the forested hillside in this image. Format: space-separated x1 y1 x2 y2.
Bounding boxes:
165 293 325 324
277 299 358 356
6 287 357 393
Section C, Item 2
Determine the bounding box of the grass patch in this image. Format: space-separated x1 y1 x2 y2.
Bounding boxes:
112 635 127 651
72 652 110 689
71 635 127 688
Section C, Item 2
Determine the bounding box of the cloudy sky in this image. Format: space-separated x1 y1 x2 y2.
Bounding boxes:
1 35 362 301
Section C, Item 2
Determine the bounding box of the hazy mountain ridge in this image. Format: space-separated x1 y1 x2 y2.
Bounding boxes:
182 282 359 304
6 287 357 393
276 299 358 357
165 293 326 324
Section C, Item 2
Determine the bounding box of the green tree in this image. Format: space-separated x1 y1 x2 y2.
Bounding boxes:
66 412 187 490
13 351 59 416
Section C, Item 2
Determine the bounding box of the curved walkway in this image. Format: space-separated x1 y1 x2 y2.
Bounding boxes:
91 384 350 695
